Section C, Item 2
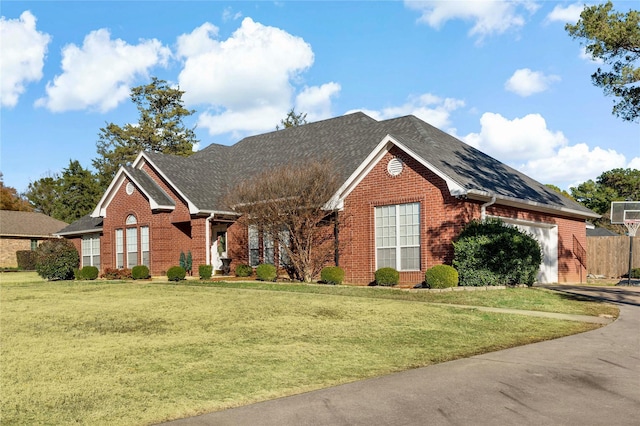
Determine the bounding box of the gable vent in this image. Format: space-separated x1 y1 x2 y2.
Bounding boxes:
387 157 404 176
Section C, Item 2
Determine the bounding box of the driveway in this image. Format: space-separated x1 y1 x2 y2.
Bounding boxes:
164 285 640 426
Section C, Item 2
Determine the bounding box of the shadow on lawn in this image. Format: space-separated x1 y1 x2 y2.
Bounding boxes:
541 284 640 308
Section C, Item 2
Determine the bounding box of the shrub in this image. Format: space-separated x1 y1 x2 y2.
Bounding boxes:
79 266 99 280
16 250 37 270
101 268 133 280
631 268 640 279
199 264 213 280
235 263 253 277
35 239 79 281
375 267 399 286
320 266 345 285
425 265 458 289
167 266 186 281
453 218 542 287
256 264 277 281
131 265 150 280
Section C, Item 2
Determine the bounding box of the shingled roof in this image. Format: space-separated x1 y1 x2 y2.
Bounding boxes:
0 210 68 238
101 112 596 219
56 214 103 236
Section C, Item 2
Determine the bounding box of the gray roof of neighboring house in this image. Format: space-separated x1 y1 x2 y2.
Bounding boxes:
0 210 68 238
142 112 595 218
587 227 620 237
125 166 175 209
56 214 103 236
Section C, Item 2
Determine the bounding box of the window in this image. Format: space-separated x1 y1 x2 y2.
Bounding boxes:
126 227 138 269
263 233 275 265
375 202 420 271
140 226 149 267
126 214 137 225
248 225 260 267
30 239 38 251
279 229 290 266
115 229 124 268
81 234 100 268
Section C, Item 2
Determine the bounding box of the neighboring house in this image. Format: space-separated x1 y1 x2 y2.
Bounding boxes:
0 210 68 268
58 113 599 284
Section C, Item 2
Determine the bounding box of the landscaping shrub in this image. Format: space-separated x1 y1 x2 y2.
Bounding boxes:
101 268 133 280
256 264 277 281
235 263 253 277
167 266 186 281
320 266 345 285
425 264 458 289
453 218 542 287
199 264 213 280
631 268 640 279
375 267 399 286
16 250 37 270
131 265 150 280
35 239 79 281
79 266 99 280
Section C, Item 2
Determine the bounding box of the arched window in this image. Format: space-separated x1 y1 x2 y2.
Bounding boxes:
126 214 137 225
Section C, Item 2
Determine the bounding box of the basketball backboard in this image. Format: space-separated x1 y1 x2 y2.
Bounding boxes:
610 201 640 224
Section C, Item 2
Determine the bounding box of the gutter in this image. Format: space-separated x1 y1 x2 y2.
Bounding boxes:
480 195 497 220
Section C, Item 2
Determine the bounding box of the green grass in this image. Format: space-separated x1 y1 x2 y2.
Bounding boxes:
1 275 617 425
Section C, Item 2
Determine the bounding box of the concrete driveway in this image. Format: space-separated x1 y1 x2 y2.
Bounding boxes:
164 285 640 426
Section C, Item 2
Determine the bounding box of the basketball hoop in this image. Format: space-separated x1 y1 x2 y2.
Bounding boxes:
624 219 640 237
612 202 640 286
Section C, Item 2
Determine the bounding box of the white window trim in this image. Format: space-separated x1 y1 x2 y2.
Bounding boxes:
375 202 421 271
115 229 124 268
81 234 100 268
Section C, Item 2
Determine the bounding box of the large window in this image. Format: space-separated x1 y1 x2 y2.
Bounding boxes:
126 227 138 269
375 202 420 270
81 234 100 268
248 225 288 267
279 229 290 266
140 226 149 267
263 233 275 265
248 225 260 267
115 229 124 268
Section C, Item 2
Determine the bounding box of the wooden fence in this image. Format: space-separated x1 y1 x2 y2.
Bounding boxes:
587 236 640 277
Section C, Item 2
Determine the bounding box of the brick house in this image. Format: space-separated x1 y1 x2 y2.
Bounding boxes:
58 112 598 284
0 210 68 268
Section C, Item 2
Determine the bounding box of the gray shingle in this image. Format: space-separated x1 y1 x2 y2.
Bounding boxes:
125 167 175 209
56 214 102 236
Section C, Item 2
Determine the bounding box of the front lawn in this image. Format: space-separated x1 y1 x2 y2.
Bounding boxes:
1 276 616 425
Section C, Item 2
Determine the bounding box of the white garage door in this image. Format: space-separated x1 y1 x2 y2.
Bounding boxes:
497 218 558 284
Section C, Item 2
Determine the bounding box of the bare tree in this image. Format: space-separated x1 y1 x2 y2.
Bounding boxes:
225 161 342 282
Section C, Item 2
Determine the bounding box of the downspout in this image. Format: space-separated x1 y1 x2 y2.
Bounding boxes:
206 213 215 265
481 195 497 220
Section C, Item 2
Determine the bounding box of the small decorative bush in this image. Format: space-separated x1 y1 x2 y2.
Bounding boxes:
101 268 133 280
199 264 213 280
256 263 277 281
132 265 150 280
235 263 253 277
425 264 458 289
375 267 399 286
631 268 640 279
167 266 186 281
80 266 99 280
320 266 345 285
35 239 79 281
16 250 37 270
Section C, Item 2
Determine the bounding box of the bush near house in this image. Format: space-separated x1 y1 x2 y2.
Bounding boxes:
630 268 640 279
34 239 79 281
101 268 133 280
167 266 186 282
256 264 277 282
425 265 458 289
198 265 213 280
132 265 150 280
79 266 99 280
16 250 37 271
453 218 542 287
375 267 399 286
235 264 253 277
320 266 345 285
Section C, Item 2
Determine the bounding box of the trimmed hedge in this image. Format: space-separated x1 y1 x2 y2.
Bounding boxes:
132 265 150 280
235 263 253 278
35 239 79 281
167 266 186 281
320 266 345 285
375 267 399 286
101 268 132 280
79 266 99 280
16 250 37 270
256 264 277 282
425 264 458 289
199 264 213 280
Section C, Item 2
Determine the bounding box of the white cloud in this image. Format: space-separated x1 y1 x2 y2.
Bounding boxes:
628 157 640 170
0 11 50 107
545 3 583 24
177 18 318 136
222 7 243 22
295 82 341 121
404 0 539 40
579 46 604 64
463 112 567 162
505 68 560 97
36 29 170 112
347 93 465 130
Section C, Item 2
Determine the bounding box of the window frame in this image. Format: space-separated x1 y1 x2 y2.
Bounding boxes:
81 234 101 269
375 202 420 271
115 229 124 268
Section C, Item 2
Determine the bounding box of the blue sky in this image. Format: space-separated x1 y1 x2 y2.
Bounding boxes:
1 1 638 195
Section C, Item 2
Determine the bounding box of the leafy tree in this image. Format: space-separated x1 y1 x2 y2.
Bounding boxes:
0 173 32 211
93 77 197 189
571 168 640 214
276 108 308 130
545 184 574 200
566 1 640 122
25 174 60 216
55 160 102 223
